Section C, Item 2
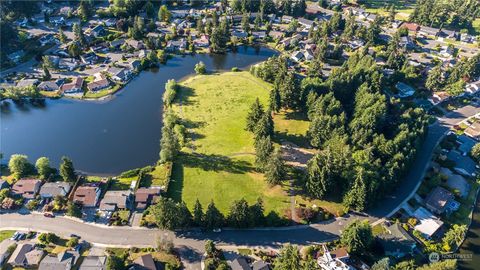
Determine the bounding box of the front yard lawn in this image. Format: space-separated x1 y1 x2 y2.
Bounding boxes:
141 163 172 188
0 230 15 242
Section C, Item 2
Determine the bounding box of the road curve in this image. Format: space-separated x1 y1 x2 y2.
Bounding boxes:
368 104 480 218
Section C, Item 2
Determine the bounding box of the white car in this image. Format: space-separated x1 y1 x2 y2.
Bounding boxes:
212 228 221 233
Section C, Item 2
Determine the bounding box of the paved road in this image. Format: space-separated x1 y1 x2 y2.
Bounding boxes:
0 212 368 269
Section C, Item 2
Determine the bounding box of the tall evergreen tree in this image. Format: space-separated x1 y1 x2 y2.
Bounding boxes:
254 135 273 170
265 148 285 186
204 201 224 230
59 156 76 182
193 199 204 226
246 98 264 132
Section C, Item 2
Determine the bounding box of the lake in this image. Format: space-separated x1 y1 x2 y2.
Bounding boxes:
459 194 480 270
1 46 276 175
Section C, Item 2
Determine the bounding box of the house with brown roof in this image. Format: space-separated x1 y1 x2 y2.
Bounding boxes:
135 187 161 210
73 186 101 207
61 77 84 94
128 254 157 270
402 22 420 33
464 122 480 141
11 179 42 199
425 186 458 215
87 74 110 92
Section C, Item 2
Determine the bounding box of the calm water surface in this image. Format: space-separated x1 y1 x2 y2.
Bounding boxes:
1 47 276 175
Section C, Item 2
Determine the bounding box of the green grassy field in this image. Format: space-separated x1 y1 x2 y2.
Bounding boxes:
362 0 415 21
169 72 290 214
273 110 310 147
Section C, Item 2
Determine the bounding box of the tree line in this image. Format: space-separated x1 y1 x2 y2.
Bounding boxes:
409 0 479 30
150 196 287 230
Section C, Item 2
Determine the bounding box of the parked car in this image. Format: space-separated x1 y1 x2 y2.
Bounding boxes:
44 212 54 218
10 232 20 240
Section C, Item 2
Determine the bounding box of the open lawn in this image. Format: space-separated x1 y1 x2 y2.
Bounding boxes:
362 0 415 21
0 230 15 242
473 18 480 35
169 72 290 214
273 110 310 148
141 163 172 188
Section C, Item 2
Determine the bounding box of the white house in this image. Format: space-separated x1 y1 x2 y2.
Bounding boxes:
291 51 304 62
413 207 444 238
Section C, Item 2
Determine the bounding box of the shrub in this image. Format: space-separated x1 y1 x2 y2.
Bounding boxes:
194 61 206 74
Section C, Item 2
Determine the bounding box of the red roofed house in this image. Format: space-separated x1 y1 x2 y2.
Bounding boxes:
11 179 42 199
135 187 161 210
87 73 110 92
402 22 420 33
61 77 84 94
73 186 101 207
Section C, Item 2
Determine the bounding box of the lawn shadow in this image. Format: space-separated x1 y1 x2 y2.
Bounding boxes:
140 174 153 188
167 162 184 203
177 86 197 106
180 152 254 174
283 110 308 121
274 131 310 148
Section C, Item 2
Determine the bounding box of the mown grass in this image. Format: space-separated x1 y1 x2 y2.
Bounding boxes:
169 72 290 214
0 230 15 242
273 110 310 147
141 163 171 188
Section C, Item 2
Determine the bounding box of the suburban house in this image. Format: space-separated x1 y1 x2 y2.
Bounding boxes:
110 39 125 49
107 67 131 82
447 150 478 177
11 179 42 199
291 51 304 62
16 79 39 88
413 207 444 238
230 257 250 270
7 243 34 267
128 59 141 71
39 182 72 199
87 73 110 92
39 250 79 270
440 167 470 198
24 249 45 268
252 31 267 40
464 122 480 141
73 186 101 207
99 190 132 213
79 256 107 270
377 223 416 258
317 245 353 270
80 52 98 65
0 240 14 266
425 186 458 215
193 35 210 47
298 18 314 29
128 254 156 270
166 39 187 52
61 77 84 94
38 81 61 91
90 25 106 38
465 81 480 95
419 26 440 37
252 260 271 270
58 58 79 71
126 39 145 50
135 187 161 210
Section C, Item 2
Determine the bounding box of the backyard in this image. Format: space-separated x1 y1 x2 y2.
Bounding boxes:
168 71 290 214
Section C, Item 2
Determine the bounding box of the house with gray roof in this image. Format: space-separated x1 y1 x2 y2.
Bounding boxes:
79 256 107 270
39 250 79 270
39 182 72 199
7 243 34 267
378 223 416 258
99 190 132 213
38 81 61 91
0 240 15 266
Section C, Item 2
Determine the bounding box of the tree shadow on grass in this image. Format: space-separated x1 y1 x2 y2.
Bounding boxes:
180 152 254 174
274 131 310 148
283 110 308 121
177 86 197 106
